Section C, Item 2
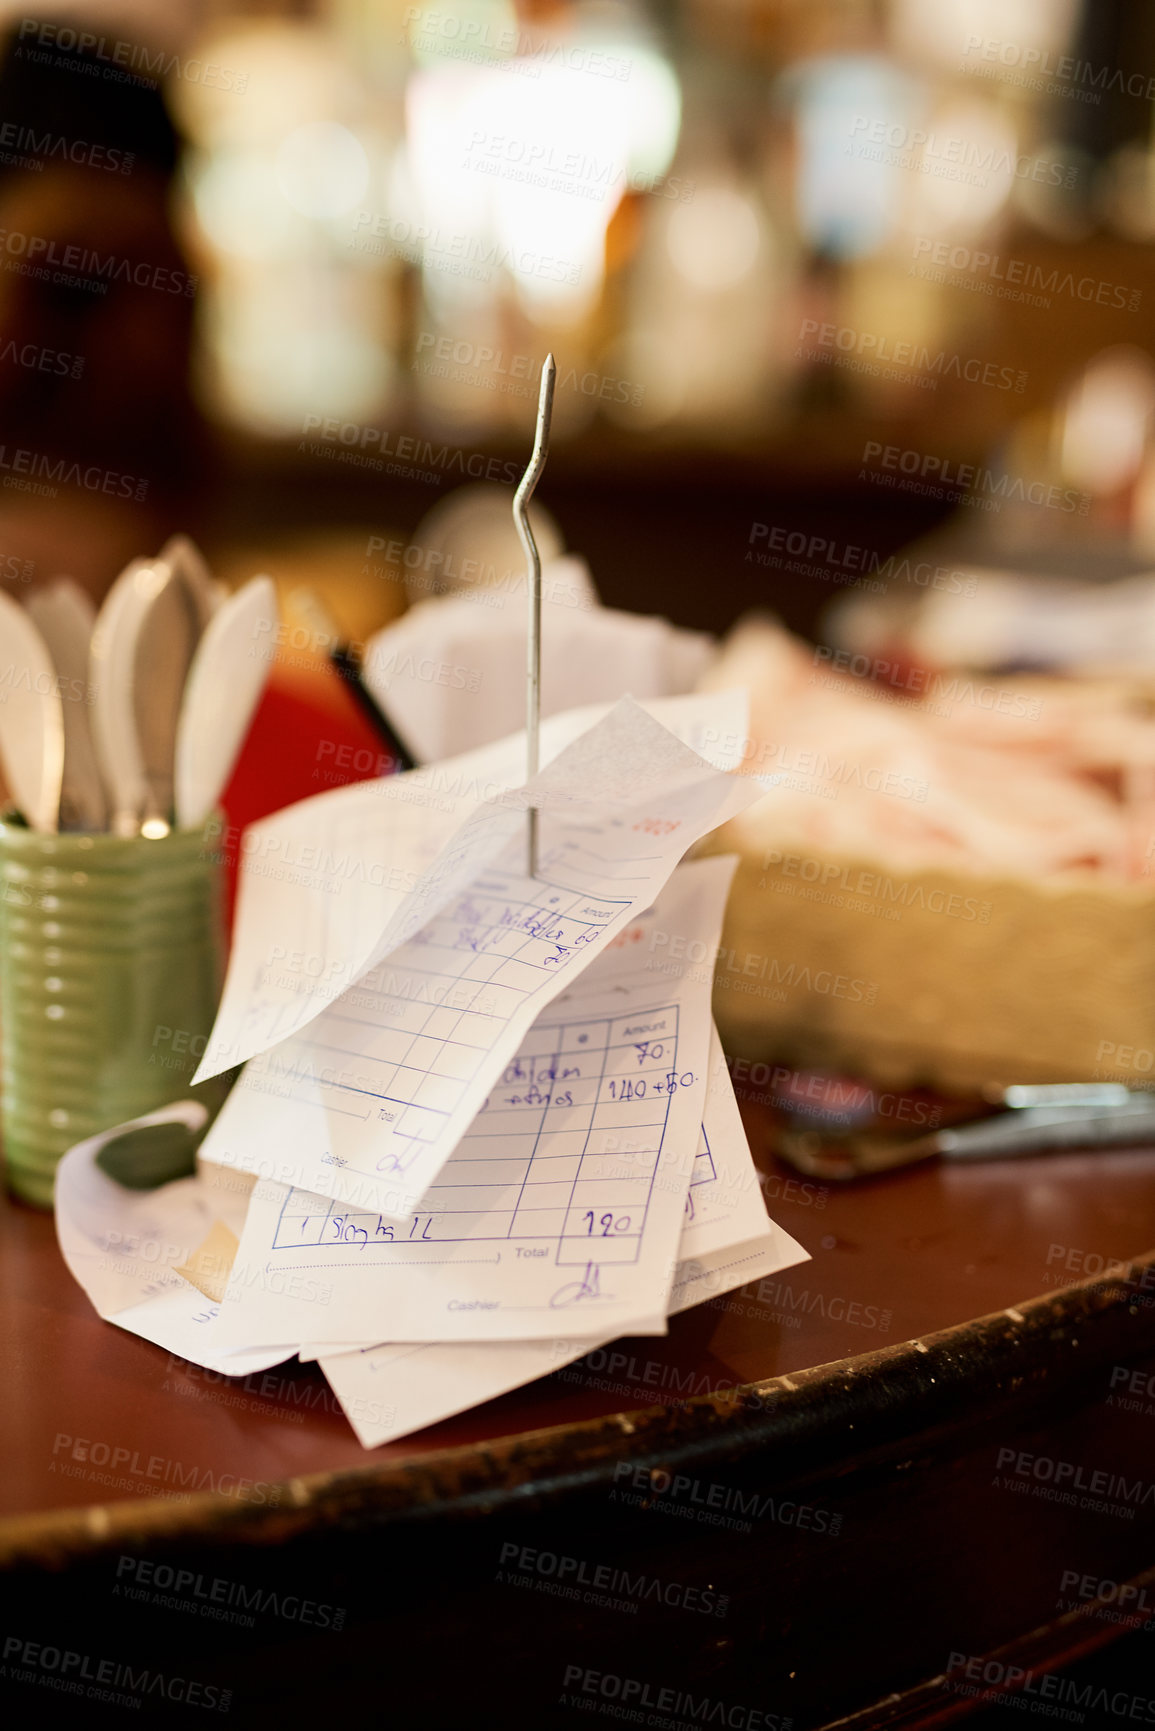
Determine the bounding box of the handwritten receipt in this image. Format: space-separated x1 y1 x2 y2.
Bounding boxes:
193 691 748 1084
208 859 737 1349
315 1024 809 1447
197 700 763 1220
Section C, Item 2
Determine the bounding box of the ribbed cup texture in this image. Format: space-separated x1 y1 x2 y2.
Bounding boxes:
0 821 225 1208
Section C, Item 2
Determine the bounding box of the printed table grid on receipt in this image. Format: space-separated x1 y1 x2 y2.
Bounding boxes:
269 1004 683 1268
253 868 640 1185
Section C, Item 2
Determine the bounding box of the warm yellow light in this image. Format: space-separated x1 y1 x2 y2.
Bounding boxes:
277 122 370 219
890 0 1077 71
190 150 299 261
1061 348 1155 496
900 100 1019 237
667 187 761 291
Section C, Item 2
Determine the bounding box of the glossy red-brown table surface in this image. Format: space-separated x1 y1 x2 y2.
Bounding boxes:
4 1105 1155 1731
1 1109 1152 1527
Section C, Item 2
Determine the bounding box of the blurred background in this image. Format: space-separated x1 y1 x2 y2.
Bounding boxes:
1 0 1154 644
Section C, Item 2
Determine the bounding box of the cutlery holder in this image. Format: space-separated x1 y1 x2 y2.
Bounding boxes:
0 819 226 1207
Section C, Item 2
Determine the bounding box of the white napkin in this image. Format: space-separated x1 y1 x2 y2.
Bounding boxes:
361 558 715 763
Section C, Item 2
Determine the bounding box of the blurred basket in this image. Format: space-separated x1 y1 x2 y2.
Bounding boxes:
706 835 1155 1093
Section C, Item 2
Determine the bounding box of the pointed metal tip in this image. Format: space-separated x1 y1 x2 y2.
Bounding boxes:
536 353 556 434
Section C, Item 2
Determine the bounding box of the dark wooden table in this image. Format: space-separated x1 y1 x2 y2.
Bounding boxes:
4 1103 1155 1729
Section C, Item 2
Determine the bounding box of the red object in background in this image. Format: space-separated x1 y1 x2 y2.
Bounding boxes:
212 654 395 930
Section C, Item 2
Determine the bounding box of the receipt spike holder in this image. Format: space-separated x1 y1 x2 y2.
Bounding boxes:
514 351 556 878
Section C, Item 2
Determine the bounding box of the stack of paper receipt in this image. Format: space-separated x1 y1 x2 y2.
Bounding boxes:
56 694 809 1447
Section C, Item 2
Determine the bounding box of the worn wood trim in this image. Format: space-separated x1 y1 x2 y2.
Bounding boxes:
815 1580 1153 1731
4 1253 1155 1572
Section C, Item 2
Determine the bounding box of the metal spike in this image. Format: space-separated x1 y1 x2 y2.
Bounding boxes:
513 352 556 877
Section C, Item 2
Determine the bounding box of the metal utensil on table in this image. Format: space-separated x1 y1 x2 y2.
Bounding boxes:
173 575 278 829
777 1090 1155 1182
984 1082 1136 1108
24 579 106 832
0 589 64 833
513 352 556 878
89 557 174 836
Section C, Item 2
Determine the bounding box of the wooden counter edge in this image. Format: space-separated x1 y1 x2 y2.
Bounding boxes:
3 1252 1154 1571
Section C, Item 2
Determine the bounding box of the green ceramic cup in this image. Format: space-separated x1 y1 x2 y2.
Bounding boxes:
0 818 226 1207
